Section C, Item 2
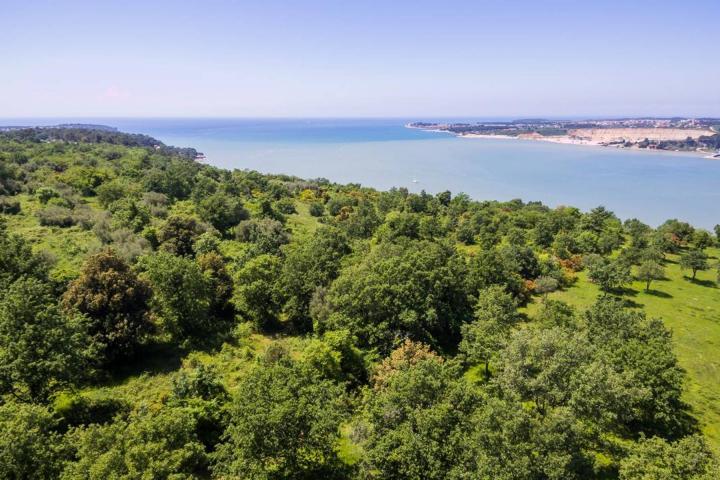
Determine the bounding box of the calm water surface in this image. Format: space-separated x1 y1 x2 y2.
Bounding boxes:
3 118 718 228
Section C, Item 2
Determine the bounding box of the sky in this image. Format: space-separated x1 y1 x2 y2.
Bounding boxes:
2 0 719 118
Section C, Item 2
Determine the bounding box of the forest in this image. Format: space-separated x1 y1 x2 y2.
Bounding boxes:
1 128 719 479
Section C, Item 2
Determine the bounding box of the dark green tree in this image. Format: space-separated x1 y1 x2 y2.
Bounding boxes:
212 361 348 479
459 286 520 379
232 254 284 331
0 402 68 479
680 249 709 281
139 252 212 346
0 278 95 401
63 249 153 364
637 259 665 292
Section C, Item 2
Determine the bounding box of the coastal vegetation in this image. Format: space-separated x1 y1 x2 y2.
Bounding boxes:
1 128 720 479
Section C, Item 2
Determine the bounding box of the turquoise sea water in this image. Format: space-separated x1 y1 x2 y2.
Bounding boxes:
2 118 718 228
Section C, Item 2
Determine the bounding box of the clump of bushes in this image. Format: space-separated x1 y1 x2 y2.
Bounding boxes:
37 205 76 227
0 196 21 214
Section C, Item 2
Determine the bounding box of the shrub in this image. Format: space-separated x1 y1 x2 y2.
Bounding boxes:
37 206 76 227
309 201 325 217
0 196 20 215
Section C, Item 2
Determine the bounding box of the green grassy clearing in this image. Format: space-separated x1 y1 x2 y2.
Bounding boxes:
526 247 720 450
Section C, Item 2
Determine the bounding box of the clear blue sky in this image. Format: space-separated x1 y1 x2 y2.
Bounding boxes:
2 0 718 118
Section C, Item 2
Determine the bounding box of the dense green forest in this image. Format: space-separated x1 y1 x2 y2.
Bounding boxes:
1 128 719 479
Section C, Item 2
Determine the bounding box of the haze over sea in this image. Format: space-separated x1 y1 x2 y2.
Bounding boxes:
4 118 718 229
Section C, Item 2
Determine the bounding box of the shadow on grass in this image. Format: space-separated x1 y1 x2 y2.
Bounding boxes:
644 289 673 298
686 277 718 288
106 340 185 385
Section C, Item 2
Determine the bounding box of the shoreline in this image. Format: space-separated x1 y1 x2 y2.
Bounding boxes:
406 124 719 159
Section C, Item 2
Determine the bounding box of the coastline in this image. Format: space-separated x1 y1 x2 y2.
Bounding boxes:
406 124 719 159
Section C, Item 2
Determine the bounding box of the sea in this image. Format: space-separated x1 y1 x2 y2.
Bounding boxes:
2 117 718 229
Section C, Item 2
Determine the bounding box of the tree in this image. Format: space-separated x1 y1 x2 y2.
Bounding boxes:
232 254 284 331
680 249 709 281
0 218 50 288
498 328 592 415
212 361 348 479
139 252 212 346
0 277 95 401
359 356 482 480
714 224 720 244
0 402 68 479
371 339 441 389
197 251 234 321
619 435 719 480
692 230 714 250
323 239 471 352
584 254 631 294
535 276 560 300
235 217 289 255
281 226 350 332
584 298 688 436
63 249 152 364
459 286 520 379
158 215 205 257
62 407 207 479
197 192 249 235
637 259 665 292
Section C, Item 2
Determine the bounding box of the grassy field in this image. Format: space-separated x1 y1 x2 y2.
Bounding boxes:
526 247 720 450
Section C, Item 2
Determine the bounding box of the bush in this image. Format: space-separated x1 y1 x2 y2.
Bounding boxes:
36 186 60 204
37 206 76 227
309 201 325 217
273 197 297 214
0 196 20 214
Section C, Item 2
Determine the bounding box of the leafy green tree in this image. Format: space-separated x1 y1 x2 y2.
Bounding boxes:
0 277 95 401
158 214 205 257
680 249 709 281
323 239 470 352
308 201 324 217
619 435 720 480
281 226 350 332
465 247 526 302
108 197 151 232
197 251 234 321
463 398 593 480
232 254 284 331
62 407 207 479
625 218 652 248
0 218 50 288
459 286 520 379
197 192 249 235
692 230 714 250
584 254 631 294
63 249 152 364
235 217 289 255
535 275 560 300
168 360 230 451
0 402 68 479
714 224 720 244
637 259 665 292
212 361 348 480
139 252 212 346
584 298 688 436
359 355 481 480
95 178 140 208
498 328 592 415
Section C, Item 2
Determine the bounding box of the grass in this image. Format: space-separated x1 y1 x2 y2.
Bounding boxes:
526 247 720 450
3 194 101 279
